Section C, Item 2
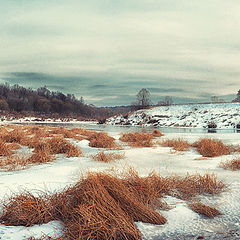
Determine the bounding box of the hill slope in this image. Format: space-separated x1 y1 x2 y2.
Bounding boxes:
107 103 240 129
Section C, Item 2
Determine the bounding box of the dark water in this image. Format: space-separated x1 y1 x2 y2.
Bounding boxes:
12 121 240 134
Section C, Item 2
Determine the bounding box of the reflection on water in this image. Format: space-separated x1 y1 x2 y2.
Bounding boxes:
13 122 239 134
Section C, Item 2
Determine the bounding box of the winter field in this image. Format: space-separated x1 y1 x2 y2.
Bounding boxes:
0 123 239 239
107 103 240 129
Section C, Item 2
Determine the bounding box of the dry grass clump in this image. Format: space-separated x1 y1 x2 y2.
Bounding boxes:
92 151 125 163
2 129 27 145
189 202 222 218
89 132 116 149
28 150 56 164
193 138 230 157
0 193 54 226
47 137 82 157
0 155 29 171
154 173 226 200
159 138 190 151
219 159 240 171
152 129 164 137
0 170 226 240
0 139 12 156
119 132 154 147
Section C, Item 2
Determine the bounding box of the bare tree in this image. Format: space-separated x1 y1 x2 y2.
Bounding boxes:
137 88 151 108
157 96 173 106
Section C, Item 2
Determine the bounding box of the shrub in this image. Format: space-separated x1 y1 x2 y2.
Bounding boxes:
159 138 190 151
92 151 125 162
119 132 154 147
0 139 12 156
219 159 240 171
47 137 82 157
0 193 54 226
89 132 116 149
193 138 230 157
0 155 29 171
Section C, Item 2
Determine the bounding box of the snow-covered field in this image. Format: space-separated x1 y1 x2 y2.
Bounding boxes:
0 125 240 239
107 103 240 129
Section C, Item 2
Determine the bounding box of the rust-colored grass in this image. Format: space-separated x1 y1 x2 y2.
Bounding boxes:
0 155 29 171
0 139 12 156
0 193 54 226
47 137 82 157
119 132 154 147
28 150 56 164
159 138 190 151
92 151 125 162
189 202 222 218
89 132 116 149
219 159 240 171
2 129 27 145
0 170 226 240
152 129 164 137
193 138 231 157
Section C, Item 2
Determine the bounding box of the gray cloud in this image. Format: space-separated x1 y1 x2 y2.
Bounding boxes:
0 0 240 106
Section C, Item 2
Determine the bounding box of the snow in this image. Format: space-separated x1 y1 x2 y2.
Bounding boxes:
107 103 240 129
0 124 240 239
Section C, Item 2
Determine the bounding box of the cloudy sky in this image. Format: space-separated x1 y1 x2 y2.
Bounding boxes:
0 0 240 106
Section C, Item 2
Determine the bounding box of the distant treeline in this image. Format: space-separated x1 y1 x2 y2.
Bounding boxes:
0 84 130 119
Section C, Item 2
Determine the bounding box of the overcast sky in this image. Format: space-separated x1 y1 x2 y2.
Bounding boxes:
0 0 240 106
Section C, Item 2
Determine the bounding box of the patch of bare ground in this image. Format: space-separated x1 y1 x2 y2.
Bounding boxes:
193 138 231 157
0 169 226 239
92 151 125 163
189 201 222 218
159 138 190 151
219 159 240 171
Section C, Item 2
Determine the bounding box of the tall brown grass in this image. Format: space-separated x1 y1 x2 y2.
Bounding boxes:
0 170 225 240
89 132 116 149
119 132 154 147
47 137 82 157
159 138 190 151
193 138 231 157
189 202 222 218
0 155 29 171
219 159 240 171
0 139 12 156
92 151 125 162
0 193 54 226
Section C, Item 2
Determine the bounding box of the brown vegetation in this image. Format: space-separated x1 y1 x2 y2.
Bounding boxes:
0 193 54 226
92 151 125 163
0 155 29 171
189 202 222 218
0 139 12 156
152 129 164 137
0 170 225 239
219 159 240 171
193 138 231 157
119 132 154 147
0 125 86 170
89 132 116 149
159 138 190 151
47 137 82 157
